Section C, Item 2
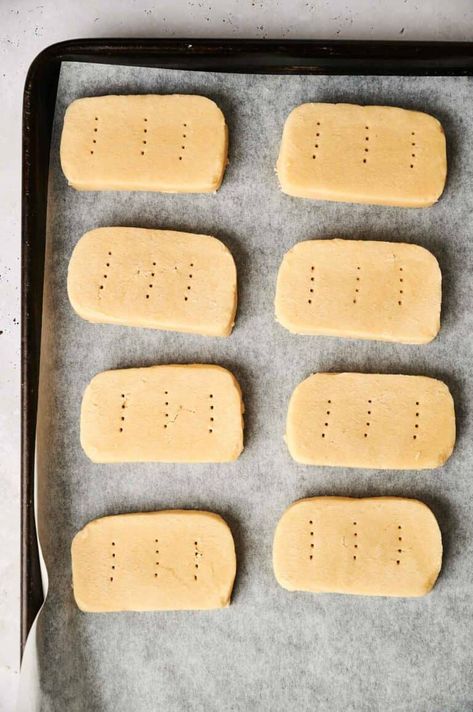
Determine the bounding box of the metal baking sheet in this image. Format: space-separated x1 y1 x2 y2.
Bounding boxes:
27 61 473 710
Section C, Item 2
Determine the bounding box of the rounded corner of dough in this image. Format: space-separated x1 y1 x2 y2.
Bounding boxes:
212 101 228 131
208 233 237 270
407 241 440 265
284 434 305 465
83 368 108 392
415 328 440 346
63 96 87 117
215 365 243 398
272 568 295 593
79 435 102 465
191 93 226 117
273 301 294 334
285 102 312 122
230 439 244 462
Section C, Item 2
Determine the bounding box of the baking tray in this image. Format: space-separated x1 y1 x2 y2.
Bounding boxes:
21 36 473 658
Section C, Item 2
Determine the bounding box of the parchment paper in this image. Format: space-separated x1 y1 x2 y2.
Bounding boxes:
28 62 473 711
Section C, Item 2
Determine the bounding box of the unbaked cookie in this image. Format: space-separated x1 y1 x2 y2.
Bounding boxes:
68 227 237 337
273 497 442 597
275 239 441 343
72 510 237 611
276 103 447 207
286 372 455 469
81 364 244 463
60 94 228 192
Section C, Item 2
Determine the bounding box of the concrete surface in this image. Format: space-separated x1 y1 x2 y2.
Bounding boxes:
2 0 473 708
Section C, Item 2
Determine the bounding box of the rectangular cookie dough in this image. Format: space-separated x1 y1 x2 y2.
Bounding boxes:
68 228 237 337
72 510 237 612
60 95 228 192
286 372 455 469
276 103 447 207
275 239 441 344
81 364 244 463
273 497 442 597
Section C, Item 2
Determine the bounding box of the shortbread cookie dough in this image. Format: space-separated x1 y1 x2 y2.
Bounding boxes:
60 95 228 192
72 510 237 612
275 239 441 344
273 497 442 597
81 364 244 463
276 103 447 207
68 228 237 337
286 372 455 469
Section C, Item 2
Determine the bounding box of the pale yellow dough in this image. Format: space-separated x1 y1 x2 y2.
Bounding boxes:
60 95 228 192
72 510 237 612
275 239 441 344
67 227 237 337
276 103 447 207
286 372 455 469
273 497 442 597
80 364 244 463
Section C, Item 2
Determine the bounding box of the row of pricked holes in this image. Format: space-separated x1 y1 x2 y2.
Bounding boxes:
311 121 321 160
321 400 331 438
90 116 98 154
179 123 188 161
410 132 416 168
194 541 199 581
146 261 157 300
99 250 112 292
163 390 169 429
119 393 126 433
307 265 315 304
398 266 404 306
413 402 420 440
363 125 369 164
364 400 372 438
110 541 116 581
184 263 194 302
154 539 160 578
353 266 361 303
141 117 148 155
397 526 403 564
209 393 214 433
